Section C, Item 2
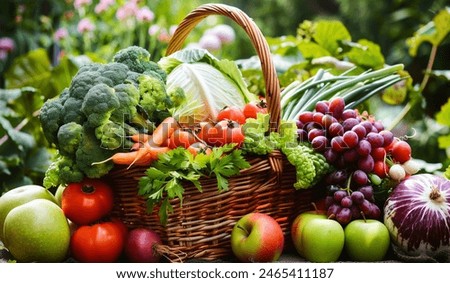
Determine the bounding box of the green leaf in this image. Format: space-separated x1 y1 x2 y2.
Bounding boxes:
445 165 450 179
4 49 52 90
407 7 450 56
437 135 450 149
49 55 90 99
313 20 351 56
297 41 330 59
436 97 450 126
345 39 385 69
0 116 35 152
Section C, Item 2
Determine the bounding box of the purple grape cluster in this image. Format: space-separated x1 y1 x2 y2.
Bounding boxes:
295 97 393 225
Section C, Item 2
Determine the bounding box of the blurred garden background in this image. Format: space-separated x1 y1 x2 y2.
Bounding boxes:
0 0 449 192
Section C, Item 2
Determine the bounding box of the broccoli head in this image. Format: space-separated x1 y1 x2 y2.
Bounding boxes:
167 86 186 108
43 154 84 188
138 74 172 122
113 46 167 82
95 120 136 150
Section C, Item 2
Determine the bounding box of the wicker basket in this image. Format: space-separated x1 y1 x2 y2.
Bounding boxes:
109 3 324 262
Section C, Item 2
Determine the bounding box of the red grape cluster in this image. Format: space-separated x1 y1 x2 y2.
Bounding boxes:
296 97 416 225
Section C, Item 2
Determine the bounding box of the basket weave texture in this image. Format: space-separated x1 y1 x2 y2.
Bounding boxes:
109 3 323 262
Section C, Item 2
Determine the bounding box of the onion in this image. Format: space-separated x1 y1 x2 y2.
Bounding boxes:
384 174 450 262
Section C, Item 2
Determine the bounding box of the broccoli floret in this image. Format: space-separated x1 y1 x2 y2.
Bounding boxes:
282 144 331 190
138 74 172 123
95 121 136 150
43 154 84 188
167 86 186 108
113 46 166 80
81 83 120 128
39 95 65 145
57 122 83 156
143 61 167 83
76 126 115 179
111 83 140 121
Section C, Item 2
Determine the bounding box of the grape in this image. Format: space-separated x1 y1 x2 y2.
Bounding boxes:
373 120 384 132
340 196 353 208
336 208 352 225
352 170 368 186
299 111 314 124
366 132 384 148
328 122 344 137
343 131 359 148
356 139 372 156
327 204 341 218
358 199 372 216
350 205 362 219
343 148 358 163
379 130 394 147
358 154 374 173
323 149 338 164
331 136 347 152
333 190 348 202
296 120 304 129
297 129 308 142
315 101 330 114
329 170 348 185
311 136 328 152
359 186 374 202
325 196 334 208
342 118 360 131
341 109 357 120
350 191 365 205
328 97 345 119
322 114 337 129
360 121 373 133
313 112 325 125
351 124 367 140
308 128 325 142
369 203 381 219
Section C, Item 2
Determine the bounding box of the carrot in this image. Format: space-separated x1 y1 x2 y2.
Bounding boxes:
130 133 152 143
150 117 179 146
91 151 141 166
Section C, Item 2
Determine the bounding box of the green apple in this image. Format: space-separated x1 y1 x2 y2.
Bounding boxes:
301 218 345 262
231 212 284 262
0 185 57 240
344 219 390 261
3 199 70 262
291 210 327 257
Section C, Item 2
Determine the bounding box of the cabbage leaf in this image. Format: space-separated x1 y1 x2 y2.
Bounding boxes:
159 49 256 124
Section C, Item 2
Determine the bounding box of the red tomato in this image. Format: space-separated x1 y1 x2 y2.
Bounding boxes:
62 178 114 225
216 106 246 124
212 120 245 147
70 221 125 263
196 121 218 146
243 100 267 119
168 129 196 149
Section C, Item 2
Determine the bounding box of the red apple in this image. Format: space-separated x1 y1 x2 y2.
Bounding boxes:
230 212 284 262
291 209 327 257
124 228 162 263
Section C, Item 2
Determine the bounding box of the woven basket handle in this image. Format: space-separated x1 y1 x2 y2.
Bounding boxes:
166 3 281 132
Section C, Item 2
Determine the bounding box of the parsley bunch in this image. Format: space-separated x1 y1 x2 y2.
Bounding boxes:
138 144 250 225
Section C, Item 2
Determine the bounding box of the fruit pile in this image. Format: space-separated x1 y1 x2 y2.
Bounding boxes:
296 97 419 225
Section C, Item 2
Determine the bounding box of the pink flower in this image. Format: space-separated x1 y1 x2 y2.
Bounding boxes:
77 18 95 33
74 0 92 9
207 24 235 44
94 0 115 14
54 27 68 41
198 34 221 51
116 1 139 21
0 37 15 52
136 7 154 22
148 24 161 36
